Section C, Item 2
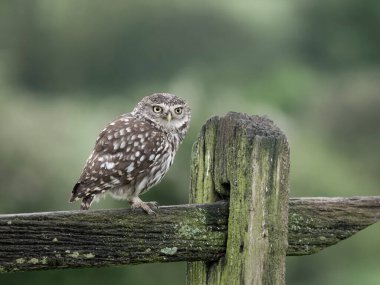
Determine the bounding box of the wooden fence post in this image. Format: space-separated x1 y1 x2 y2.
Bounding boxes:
187 112 290 285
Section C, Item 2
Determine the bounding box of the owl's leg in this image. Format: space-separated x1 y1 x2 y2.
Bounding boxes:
80 195 94 210
129 197 158 215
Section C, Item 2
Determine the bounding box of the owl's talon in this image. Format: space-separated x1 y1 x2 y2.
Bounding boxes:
146 201 159 209
130 199 158 215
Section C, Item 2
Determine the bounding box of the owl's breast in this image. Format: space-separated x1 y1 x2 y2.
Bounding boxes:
136 142 176 196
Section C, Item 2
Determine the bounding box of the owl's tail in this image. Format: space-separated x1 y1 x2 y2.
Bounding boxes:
80 195 94 210
69 182 82 202
70 182 94 210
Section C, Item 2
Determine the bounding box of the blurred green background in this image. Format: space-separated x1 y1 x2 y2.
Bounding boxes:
0 0 379 284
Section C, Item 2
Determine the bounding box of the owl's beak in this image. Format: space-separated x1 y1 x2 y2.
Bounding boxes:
165 112 172 122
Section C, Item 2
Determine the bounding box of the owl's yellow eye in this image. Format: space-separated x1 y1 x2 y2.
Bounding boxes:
174 107 183 114
153 106 162 113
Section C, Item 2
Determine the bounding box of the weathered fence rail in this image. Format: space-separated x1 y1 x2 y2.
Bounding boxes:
1 112 379 285
0 197 379 273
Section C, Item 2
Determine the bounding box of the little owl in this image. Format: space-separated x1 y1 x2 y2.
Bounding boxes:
70 93 191 214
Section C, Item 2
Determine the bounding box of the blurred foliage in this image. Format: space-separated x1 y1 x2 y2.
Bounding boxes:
0 0 379 284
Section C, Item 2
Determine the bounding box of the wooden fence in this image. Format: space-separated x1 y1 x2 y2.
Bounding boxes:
1 112 379 284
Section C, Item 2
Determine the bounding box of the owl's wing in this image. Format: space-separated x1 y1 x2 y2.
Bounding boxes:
71 115 165 200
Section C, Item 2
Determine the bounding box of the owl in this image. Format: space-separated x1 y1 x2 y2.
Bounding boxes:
70 93 191 214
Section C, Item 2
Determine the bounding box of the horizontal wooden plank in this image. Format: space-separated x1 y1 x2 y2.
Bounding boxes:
287 196 380 255
0 203 228 273
0 197 379 273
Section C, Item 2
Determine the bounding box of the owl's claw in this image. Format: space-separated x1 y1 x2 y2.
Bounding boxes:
146 201 159 209
130 198 158 215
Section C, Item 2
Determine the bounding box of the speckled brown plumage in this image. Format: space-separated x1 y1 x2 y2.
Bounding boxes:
70 93 191 214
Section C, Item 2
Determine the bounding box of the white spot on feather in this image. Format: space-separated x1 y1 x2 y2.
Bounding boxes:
101 162 115 169
127 163 135 172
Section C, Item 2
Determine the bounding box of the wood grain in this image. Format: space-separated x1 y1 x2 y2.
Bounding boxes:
0 197 379 273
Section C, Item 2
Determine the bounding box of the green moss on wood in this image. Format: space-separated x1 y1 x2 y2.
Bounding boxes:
187 113 290 285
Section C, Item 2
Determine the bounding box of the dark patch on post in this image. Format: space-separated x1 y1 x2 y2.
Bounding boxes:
221 182 231 194
239 242 244 253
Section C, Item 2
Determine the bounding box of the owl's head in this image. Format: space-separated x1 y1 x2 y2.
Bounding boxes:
133 93 191 133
